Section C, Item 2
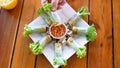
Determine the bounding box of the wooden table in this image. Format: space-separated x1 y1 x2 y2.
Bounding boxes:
0 0 120 68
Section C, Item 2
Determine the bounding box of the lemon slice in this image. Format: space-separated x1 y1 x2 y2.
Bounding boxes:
0 0 17 10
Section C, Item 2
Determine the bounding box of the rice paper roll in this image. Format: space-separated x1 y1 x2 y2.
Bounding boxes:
46 12 62 23
53 42 67 66
67 37 86 58
29 35 52 55
40 35 52 46
41 12 62 25
37 2 62 25
68 7 90 26
31 25 47 33
72 24 97 41
23 24 47 37
68 13 81 26
40 13 53 25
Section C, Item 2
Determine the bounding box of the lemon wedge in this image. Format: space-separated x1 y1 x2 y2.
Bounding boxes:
0 0 17 10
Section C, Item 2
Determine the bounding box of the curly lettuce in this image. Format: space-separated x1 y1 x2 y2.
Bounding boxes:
54 57 67 66
29 41 43 55
78 6 90 18
76 46 86 58
37 2 52 14
23 24 32 37
87 24 97 41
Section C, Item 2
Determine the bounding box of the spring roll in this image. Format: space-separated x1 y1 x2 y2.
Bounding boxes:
37 2 62 25
68 13 81 26
72 24 97 41
53 42 67 66
29 35 52 55
23 24 47 37
68 7 90 26
67 37 86 58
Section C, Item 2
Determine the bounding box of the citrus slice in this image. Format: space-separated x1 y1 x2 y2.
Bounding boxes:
0 0 17 10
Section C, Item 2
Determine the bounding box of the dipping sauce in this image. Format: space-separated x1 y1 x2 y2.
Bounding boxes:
50 23 66 39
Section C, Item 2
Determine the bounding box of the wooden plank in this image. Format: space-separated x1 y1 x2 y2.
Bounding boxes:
35 0 57 67
88 0 113 68
62 0 88 68
0 0 23 68
36 55 53 68
11 0 41 68
113 0 120 68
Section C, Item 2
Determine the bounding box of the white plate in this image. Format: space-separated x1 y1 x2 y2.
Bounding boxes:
29 3 89 68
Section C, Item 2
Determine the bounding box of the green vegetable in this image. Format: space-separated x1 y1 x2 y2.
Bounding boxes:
72 24 97 41
43 2 52 12
78 6 90 18
37 2 61 25
76 46 86 58
29 41 43 55
87 24 97 41
23 24 47 37
23 24 32 37
54 57 67 66
53 42 67 66
37 2 52 14
29 35 52 55
37 8 44 15
67 37 86 58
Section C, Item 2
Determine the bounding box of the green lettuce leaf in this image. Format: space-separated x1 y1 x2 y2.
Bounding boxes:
29 41 43 55
37 2 52 14
78 7 90 18
87 24 97 41
23 24 32 37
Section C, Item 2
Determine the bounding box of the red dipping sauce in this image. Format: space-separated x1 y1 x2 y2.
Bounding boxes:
49 23 67 39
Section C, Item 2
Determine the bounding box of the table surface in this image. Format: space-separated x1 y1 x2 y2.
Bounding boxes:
0 0 120 68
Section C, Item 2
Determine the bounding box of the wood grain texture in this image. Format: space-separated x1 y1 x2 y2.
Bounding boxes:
0 0 23 68
62 0 88 68
113 0 120 68
88 0 113 68
11 0 41 68
1 0 118 68
36 55 53 68
35 0 54 68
